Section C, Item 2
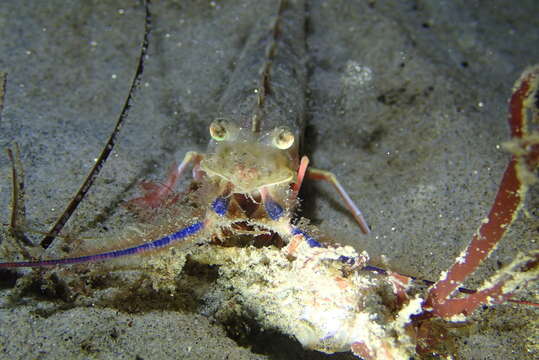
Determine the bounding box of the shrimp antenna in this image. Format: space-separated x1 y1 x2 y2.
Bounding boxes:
0 221 204 268
40 0 153 249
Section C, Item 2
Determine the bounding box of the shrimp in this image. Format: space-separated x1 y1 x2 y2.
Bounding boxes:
0 0 368 268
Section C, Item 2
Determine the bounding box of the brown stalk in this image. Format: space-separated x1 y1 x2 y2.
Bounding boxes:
40 0 153 249
426 65 539 317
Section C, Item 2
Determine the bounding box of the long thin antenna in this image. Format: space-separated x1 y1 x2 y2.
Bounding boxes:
2 221 203 268
40 0 153 249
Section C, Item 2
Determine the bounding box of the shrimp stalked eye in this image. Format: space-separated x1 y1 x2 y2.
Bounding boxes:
209 119 231 141
272 126 295 149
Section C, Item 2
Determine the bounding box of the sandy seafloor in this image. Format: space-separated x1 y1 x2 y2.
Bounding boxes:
0 0 538 359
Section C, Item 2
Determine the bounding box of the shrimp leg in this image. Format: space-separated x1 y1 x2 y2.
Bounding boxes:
127 151 204 209
306 167 371 234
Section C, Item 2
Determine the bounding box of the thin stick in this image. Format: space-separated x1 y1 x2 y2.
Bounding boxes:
40 0 153 249
3 75 34 257
0 72 6 122
6 146 34 259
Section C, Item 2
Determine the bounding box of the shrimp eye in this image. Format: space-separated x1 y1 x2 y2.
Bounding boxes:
209 119 230 141
272 126 295 149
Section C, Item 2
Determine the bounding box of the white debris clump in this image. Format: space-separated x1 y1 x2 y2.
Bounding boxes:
191 237 418 359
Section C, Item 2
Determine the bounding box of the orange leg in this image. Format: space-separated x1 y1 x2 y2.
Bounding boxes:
291 155 309 199
126 151 203 210
303 163 370 234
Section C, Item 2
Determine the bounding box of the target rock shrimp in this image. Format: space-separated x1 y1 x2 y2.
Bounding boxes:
1 1 538 359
